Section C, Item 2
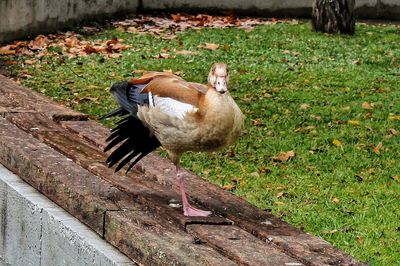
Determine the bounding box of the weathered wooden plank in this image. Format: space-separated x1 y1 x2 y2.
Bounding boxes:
0 117 127 235
187 224 303 266
0 117 237 265
61 120 110 149
0 75 87 121
38 129 233 230
105 211 237 266
60 119 364 266
5 113 233 230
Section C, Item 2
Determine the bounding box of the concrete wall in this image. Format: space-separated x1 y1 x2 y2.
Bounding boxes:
142 0 400 20
0 0 139 43
0 164 135 266
1 0 399 44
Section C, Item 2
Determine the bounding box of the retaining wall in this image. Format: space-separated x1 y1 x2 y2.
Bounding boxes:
0 0 139 44
1 0 399 44
0 164 135 266
142 0 400 19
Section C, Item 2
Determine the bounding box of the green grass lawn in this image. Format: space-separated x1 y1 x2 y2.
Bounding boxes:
2 19 399 265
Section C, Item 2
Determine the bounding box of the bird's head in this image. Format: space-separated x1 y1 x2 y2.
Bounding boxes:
208 63 229 94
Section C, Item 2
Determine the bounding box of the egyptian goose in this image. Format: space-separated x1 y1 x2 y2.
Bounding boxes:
103 63 244 216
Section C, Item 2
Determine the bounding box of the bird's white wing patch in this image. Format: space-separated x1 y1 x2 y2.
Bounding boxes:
152 95 197 119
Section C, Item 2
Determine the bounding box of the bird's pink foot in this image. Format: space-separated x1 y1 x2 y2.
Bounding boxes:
183 205 212 217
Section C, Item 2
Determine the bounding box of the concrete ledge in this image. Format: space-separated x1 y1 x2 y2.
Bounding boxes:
0 164 135 266
141 0 400 20
0 0 139 44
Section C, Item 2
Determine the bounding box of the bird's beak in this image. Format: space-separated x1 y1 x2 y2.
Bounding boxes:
215 76 227 94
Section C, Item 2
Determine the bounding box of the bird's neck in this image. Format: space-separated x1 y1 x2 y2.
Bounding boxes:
197 87 231 120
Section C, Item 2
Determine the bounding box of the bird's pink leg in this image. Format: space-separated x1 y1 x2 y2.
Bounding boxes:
176 165 212 217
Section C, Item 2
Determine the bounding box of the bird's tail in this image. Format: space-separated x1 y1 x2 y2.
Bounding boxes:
102 80 160 173
104 116 161 173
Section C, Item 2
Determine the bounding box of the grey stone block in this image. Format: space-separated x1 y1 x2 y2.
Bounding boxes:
0 164 135 266
0 0 139 44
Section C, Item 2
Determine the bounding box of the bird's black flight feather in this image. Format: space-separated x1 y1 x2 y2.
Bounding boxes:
103 81 161 173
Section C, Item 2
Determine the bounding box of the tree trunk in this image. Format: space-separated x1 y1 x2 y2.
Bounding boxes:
312 0 355 35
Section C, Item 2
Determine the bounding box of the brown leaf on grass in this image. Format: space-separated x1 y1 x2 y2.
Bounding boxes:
388 114 400 121
6 60 17 65
373 142 383 155
24 59 37 65
347 120 360 125
272 150 296 162
300 103 310 110
388 128 398 136
332 139 342 147
20 73 33 79
252 118 264 126
222 184 236 191
65 36 79 48
110 43 131 52
171 14 181 22
176 50 197 55
107 53 123 59
276 191 286 198
331 197 340 204
106 38 119 46
84 44 97 54
126 26 139 33
153 53 171 59
28 35 48 50
356 235 364 245
321 229 338 234
203 43 220 50
259 167 271 174
0 45 16 55
115 25 125 32
362 102 372 110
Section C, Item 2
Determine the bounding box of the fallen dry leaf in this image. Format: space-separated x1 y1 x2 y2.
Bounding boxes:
126 26 139 33
272 150 296 162
373 142 383 155
28 35 48 50
204 43 220 50
222 184 236 191
276 191 285 198
252 118 264 126
388 128 398 136
332 197 340 204
24 59 37 65
347 120 360 125
332 139 342 147
362 102 372 110
0 45 16 55
322 229 339 234
84 44 97 54
65 36 79 48
356 235 364 245
300 103 310 110
153 53 171 59
171 14 181 22
176 50 196 55
388 114 400 121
